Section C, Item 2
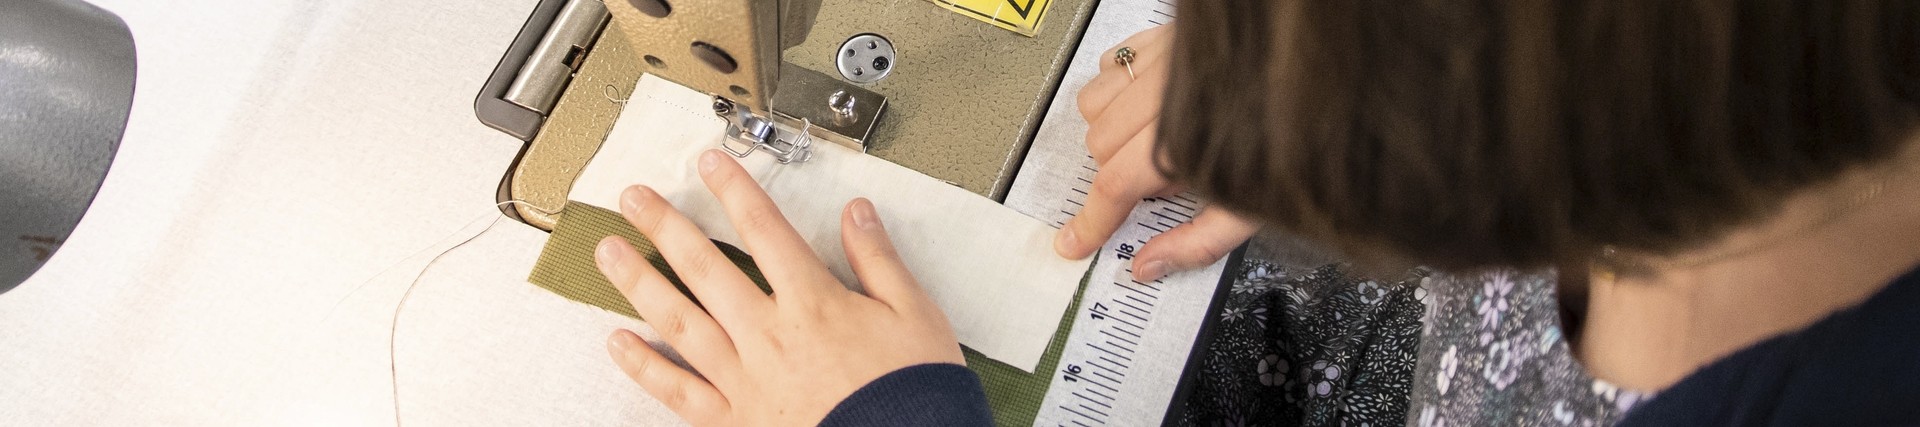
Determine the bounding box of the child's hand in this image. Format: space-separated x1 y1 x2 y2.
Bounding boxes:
1060 24 1259 281
596 150 965 426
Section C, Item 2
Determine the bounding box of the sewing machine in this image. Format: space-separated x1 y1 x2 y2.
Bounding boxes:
478 0 1094 230
0 0 1228 424
474 0 1233 424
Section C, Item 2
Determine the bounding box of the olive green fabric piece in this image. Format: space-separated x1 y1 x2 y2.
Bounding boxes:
526 202 771 317
528 202 1086 425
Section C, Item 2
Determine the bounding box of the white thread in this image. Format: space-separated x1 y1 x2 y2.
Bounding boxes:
604 84 628 104
323 201 559 319
340 200 560 427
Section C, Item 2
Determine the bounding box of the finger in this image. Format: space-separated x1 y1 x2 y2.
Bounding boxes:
1096 24 1174 76
619 185 774 327
1084 71 1168 165
1095 122 1159 172
1130 207 1259 281
1076 64 1130 124
1079 27 1177 132
838 198 933 312
1056 139 1171 260
597 237 744 383
694 150 845 300
607 329 733 425
1080 29 1172 121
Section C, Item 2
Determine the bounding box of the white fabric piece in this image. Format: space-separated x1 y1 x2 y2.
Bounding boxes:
570 75 1090 371
0 1 685 425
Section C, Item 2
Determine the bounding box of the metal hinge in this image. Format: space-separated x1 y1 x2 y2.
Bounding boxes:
475 0 610 141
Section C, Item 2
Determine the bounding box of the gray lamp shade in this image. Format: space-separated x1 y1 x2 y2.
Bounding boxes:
0 0 136 293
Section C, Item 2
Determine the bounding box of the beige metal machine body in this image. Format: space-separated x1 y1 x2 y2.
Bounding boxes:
477 0 1097 230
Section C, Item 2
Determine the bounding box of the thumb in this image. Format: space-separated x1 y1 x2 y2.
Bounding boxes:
838 198 935 312
1132 207 1259 281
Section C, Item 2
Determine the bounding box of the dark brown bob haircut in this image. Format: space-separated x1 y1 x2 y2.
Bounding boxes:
1159 1 1920 270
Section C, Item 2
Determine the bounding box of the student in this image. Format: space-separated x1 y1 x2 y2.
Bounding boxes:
589 1 1920 425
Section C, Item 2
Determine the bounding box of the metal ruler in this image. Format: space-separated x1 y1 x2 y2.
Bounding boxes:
1004 0 1234 425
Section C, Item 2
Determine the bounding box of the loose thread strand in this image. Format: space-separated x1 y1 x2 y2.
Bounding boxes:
383 200 560 426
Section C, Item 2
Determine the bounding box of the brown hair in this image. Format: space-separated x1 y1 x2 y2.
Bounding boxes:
1159 1 1920 270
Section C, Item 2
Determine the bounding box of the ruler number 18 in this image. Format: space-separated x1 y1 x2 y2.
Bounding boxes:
1115 243 1136 260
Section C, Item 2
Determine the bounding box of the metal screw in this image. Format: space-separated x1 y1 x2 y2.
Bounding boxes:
828 90 857 118
711 97 733 115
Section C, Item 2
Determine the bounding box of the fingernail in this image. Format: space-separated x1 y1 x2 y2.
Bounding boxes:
596 238 629 280
699 150 720 175
851 198 880 230
1135 260 1171 282
609 330 639 351
1054 228 1082 259
620 186 648 215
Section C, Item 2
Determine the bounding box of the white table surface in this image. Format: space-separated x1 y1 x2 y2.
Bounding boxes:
0 0 683 424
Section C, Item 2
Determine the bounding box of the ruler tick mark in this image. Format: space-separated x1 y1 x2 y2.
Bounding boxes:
1089 342 1133 361
1073 392 1113 408
1090 369 1122 384
1161 198 1195 211
1080 404 1111 418
1061 406 1101 423
1127 279 1163 292
1083 385 1115 401
1087 357 1118 371
1082 377 1120 393
1151 211 1184 225
1125 293 1155 307
1118 283 1158 300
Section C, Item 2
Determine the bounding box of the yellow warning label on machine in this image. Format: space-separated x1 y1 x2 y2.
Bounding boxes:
928 0 1053 37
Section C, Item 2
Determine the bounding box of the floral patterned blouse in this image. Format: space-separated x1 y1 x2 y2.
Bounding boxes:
1177 239 1649 426
1408 269 1650 427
